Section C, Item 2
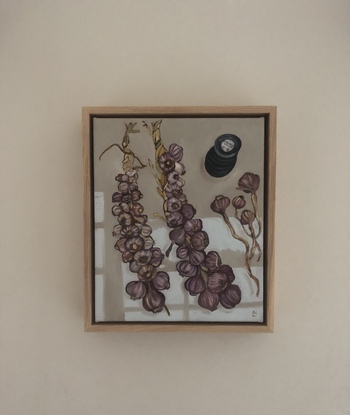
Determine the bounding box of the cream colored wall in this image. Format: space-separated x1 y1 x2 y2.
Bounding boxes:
1 1 349 414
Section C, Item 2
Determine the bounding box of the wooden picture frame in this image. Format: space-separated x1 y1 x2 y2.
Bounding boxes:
83 106 276 332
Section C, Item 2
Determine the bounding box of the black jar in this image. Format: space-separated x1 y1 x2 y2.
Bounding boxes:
205 134 242 178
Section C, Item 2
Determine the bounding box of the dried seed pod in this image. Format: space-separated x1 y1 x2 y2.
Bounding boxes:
232 195 246 210
210 195 231 214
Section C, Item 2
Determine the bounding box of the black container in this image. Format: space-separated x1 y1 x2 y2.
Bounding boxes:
205 134 242 178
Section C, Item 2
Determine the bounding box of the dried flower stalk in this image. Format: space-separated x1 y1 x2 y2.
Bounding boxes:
100 123 170 315
144 120 241 312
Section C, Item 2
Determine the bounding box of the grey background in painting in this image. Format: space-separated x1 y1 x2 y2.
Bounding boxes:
93 117 264 321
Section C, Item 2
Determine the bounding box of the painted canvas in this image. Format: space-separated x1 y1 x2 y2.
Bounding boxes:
83 107 276 331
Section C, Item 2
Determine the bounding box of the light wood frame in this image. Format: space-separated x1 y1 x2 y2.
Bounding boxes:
83 106 276 332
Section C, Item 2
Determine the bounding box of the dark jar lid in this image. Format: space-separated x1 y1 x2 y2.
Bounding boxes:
214 134 242 159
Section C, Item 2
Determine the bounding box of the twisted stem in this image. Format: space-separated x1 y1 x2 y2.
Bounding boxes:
251 193 262 238
221 212 260 297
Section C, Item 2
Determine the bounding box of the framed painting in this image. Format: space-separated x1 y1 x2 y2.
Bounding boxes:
83 106 276 332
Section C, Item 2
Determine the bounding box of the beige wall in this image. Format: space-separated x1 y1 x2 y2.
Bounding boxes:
1 1 349 414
